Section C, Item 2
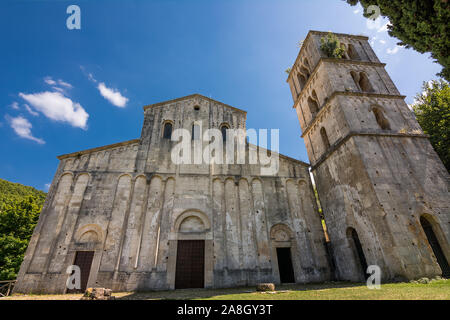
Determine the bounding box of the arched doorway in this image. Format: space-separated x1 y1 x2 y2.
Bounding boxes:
420 216 450 278
174 212 210 289
67 224 103 293
347 228 368 280
270 224 296 284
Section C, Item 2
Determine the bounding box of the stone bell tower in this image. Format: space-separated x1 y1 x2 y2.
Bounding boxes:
287 31 450 282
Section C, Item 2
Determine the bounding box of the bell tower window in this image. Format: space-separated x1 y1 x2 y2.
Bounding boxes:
372 107 391 130
320 127 330 150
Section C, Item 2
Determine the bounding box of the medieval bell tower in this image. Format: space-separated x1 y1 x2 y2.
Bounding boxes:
287 31 450 282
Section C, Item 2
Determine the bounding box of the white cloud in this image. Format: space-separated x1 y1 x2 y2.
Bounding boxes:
10 102 20 110
353 9 360 14
97 82 128 107
80 66 98 83
24 104 39 116
387 46 400 54
379 40 386 45
57 79 72 88
10 116 45 144
44 77 57 86
19 91 89 129
44 77 72 89
80 67 129 107
88 73 97 83
377 22 390 33
51 86 65 93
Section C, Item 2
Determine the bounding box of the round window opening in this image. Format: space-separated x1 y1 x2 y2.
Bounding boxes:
194 105 200 111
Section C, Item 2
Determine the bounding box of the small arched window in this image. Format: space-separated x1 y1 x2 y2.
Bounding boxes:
350 71 360 90
359 72 373 92
300 66 310 80
350 71 373 92
220 124 229 142
347 43 360 60
311 90 319 105
320 127 330 149
163 122 173 139
303 58 310 70
308 96 319 117
297 72 307 91
372 107 391 130
192 124 200 140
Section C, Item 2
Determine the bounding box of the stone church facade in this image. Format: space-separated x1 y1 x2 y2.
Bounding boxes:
15 31 449 294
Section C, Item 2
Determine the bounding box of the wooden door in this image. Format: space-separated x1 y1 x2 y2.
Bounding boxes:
67 251 94 293
175 240 205 289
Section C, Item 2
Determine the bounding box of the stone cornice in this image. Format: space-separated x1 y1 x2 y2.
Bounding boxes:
290 58 387 109
310 130 429 171
143 93 247 115
286 30 370 82
300 91 407 138
57 139 141 160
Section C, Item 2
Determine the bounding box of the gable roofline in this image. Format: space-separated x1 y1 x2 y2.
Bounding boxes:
247 143 310 167
143 93 247 114
57 139 140 160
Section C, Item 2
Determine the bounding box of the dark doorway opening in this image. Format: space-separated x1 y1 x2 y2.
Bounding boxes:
67 251 94 293
276 247 295 283
420 216 450 278
175 240 205 289
349 228 369 280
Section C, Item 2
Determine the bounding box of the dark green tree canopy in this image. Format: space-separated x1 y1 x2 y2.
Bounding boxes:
346 0 450 81
412 79 450 172
0 179 46 280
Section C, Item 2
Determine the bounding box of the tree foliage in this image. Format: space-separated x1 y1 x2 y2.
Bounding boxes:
0 179 46 280
346 0 450 81
320 32 345 59
412 79 450 172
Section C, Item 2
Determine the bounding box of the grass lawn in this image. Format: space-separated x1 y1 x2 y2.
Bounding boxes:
3 279 449 300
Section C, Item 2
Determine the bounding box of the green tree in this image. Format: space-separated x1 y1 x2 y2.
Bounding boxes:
346 0 450 81
0 235 29 280
412 79 450 172
0 179 46 280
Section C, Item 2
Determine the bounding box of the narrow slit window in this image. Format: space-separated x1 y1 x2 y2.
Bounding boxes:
220 125 228 142
192 124 200 140
163 122 173 139
320 127 330 150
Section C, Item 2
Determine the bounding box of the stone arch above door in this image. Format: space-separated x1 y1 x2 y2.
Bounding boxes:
74 224 103 245
174 210 211 233
270 223 293 242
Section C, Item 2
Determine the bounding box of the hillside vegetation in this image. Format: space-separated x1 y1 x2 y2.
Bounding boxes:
0 178 46 280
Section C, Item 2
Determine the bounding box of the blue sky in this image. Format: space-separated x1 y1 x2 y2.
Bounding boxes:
0 0 442 191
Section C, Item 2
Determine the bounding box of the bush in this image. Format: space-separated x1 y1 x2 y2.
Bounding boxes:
320 32 345 59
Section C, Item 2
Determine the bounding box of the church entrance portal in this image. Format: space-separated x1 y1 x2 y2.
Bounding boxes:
175 240 205 289
420 216 450 278
276 247 295 283
348 228 368 280
67 251 94 293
